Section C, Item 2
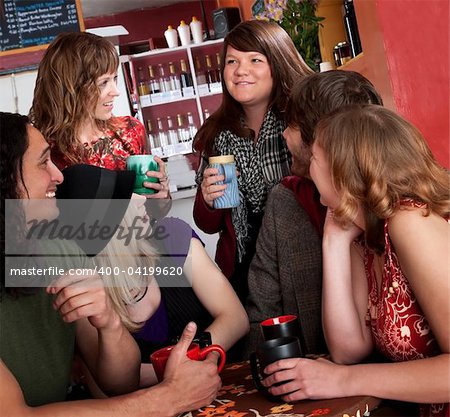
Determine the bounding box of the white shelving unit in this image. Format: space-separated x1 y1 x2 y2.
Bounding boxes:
121 38 224 159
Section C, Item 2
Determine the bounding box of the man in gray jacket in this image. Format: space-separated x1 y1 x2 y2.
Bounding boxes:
244 71 383 357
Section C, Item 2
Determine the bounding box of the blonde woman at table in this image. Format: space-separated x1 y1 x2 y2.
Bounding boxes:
193 20 313 303
0 112 220 416
56 164 249 388
262 106 449 417
30 32 169 198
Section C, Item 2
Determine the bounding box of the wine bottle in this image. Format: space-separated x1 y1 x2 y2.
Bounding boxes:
186 112 198 140
167 116 179 145
147 65 161 94
215 52 222 83
343 0 362 57
157 117 169 147
195 56 207 85
146 120 160 149
205 54 217 85
158 64 171 92
180 59 193 89
169 62 182 91
176 113 189 142
137 66 149 96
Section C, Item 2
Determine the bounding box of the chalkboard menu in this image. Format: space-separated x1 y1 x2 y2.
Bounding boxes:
0 0 84 55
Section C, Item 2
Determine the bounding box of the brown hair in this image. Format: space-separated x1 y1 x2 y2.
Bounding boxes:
286 70 383 147
194 20 313 156
30 32 119 164
315 105 450 253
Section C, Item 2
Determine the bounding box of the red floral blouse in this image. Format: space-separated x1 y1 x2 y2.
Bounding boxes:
50 116 146 171
364 200 448 417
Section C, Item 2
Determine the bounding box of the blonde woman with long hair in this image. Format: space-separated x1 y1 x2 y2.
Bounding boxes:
58 165 249 388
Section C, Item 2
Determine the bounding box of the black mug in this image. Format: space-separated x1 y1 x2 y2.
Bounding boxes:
261 315 300 341
250 336 302 402
261 315 307 355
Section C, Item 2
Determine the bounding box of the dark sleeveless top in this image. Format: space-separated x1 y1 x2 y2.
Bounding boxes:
133 217 213 362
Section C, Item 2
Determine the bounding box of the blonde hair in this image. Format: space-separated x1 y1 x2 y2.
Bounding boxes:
315 105 450 252
95 202 158 331
30 32 119 165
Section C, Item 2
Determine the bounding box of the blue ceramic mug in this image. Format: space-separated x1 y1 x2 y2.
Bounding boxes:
208 155 240 209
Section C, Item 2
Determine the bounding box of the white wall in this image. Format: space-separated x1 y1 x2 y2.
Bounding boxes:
0 61 131 117
168 193 218 260
0 71 37 115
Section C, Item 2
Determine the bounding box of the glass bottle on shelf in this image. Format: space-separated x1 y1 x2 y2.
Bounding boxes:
166 116 179 145
187 111 198 140
137 67 150 96
177 113 190 153
169 62 182 92
156 117 169 148
215 52 222 82
195 56 207 85
343 0 362 57
146 120 160 150
180 59 193 88
148 65 161 94
205 54 217 85
176 113 189 142
158 64 171 93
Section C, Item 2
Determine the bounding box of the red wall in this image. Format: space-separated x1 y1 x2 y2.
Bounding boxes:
84 1 218 46
377 0 449 168
355 0 449 168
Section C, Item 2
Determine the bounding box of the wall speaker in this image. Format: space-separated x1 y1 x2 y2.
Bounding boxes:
212 8 242 39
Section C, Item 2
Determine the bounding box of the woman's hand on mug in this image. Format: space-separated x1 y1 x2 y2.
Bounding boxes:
144 156 170 199
262 357 348 402
201 167 227 208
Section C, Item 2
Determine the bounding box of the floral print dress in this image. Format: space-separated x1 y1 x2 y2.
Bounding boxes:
364 200 448 417
51 116 146 170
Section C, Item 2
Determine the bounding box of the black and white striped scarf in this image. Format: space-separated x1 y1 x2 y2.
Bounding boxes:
196 110 291 261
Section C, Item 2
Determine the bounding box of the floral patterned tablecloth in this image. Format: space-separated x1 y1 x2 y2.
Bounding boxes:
179 361 381 417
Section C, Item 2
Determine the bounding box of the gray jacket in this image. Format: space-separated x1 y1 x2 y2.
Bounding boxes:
243 182 327 358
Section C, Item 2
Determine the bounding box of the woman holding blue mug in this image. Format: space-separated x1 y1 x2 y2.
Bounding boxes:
193 20 312 303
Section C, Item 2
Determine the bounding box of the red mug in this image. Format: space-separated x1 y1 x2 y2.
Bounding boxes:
150 342 226 382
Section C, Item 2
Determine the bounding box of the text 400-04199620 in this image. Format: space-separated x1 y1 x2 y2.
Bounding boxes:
95 266 183 277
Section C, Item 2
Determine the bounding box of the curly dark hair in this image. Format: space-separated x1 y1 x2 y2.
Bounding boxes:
1 112 30 294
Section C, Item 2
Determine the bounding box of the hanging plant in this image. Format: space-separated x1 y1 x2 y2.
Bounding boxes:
255 0 324 71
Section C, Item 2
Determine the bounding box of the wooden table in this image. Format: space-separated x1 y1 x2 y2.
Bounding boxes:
179 360 381 417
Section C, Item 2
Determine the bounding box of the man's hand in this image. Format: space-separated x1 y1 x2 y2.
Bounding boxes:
163 322 221 413
46 272 118 330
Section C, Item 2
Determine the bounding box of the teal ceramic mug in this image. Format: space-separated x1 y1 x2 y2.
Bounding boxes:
126 155 159 195
208 155 240 209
